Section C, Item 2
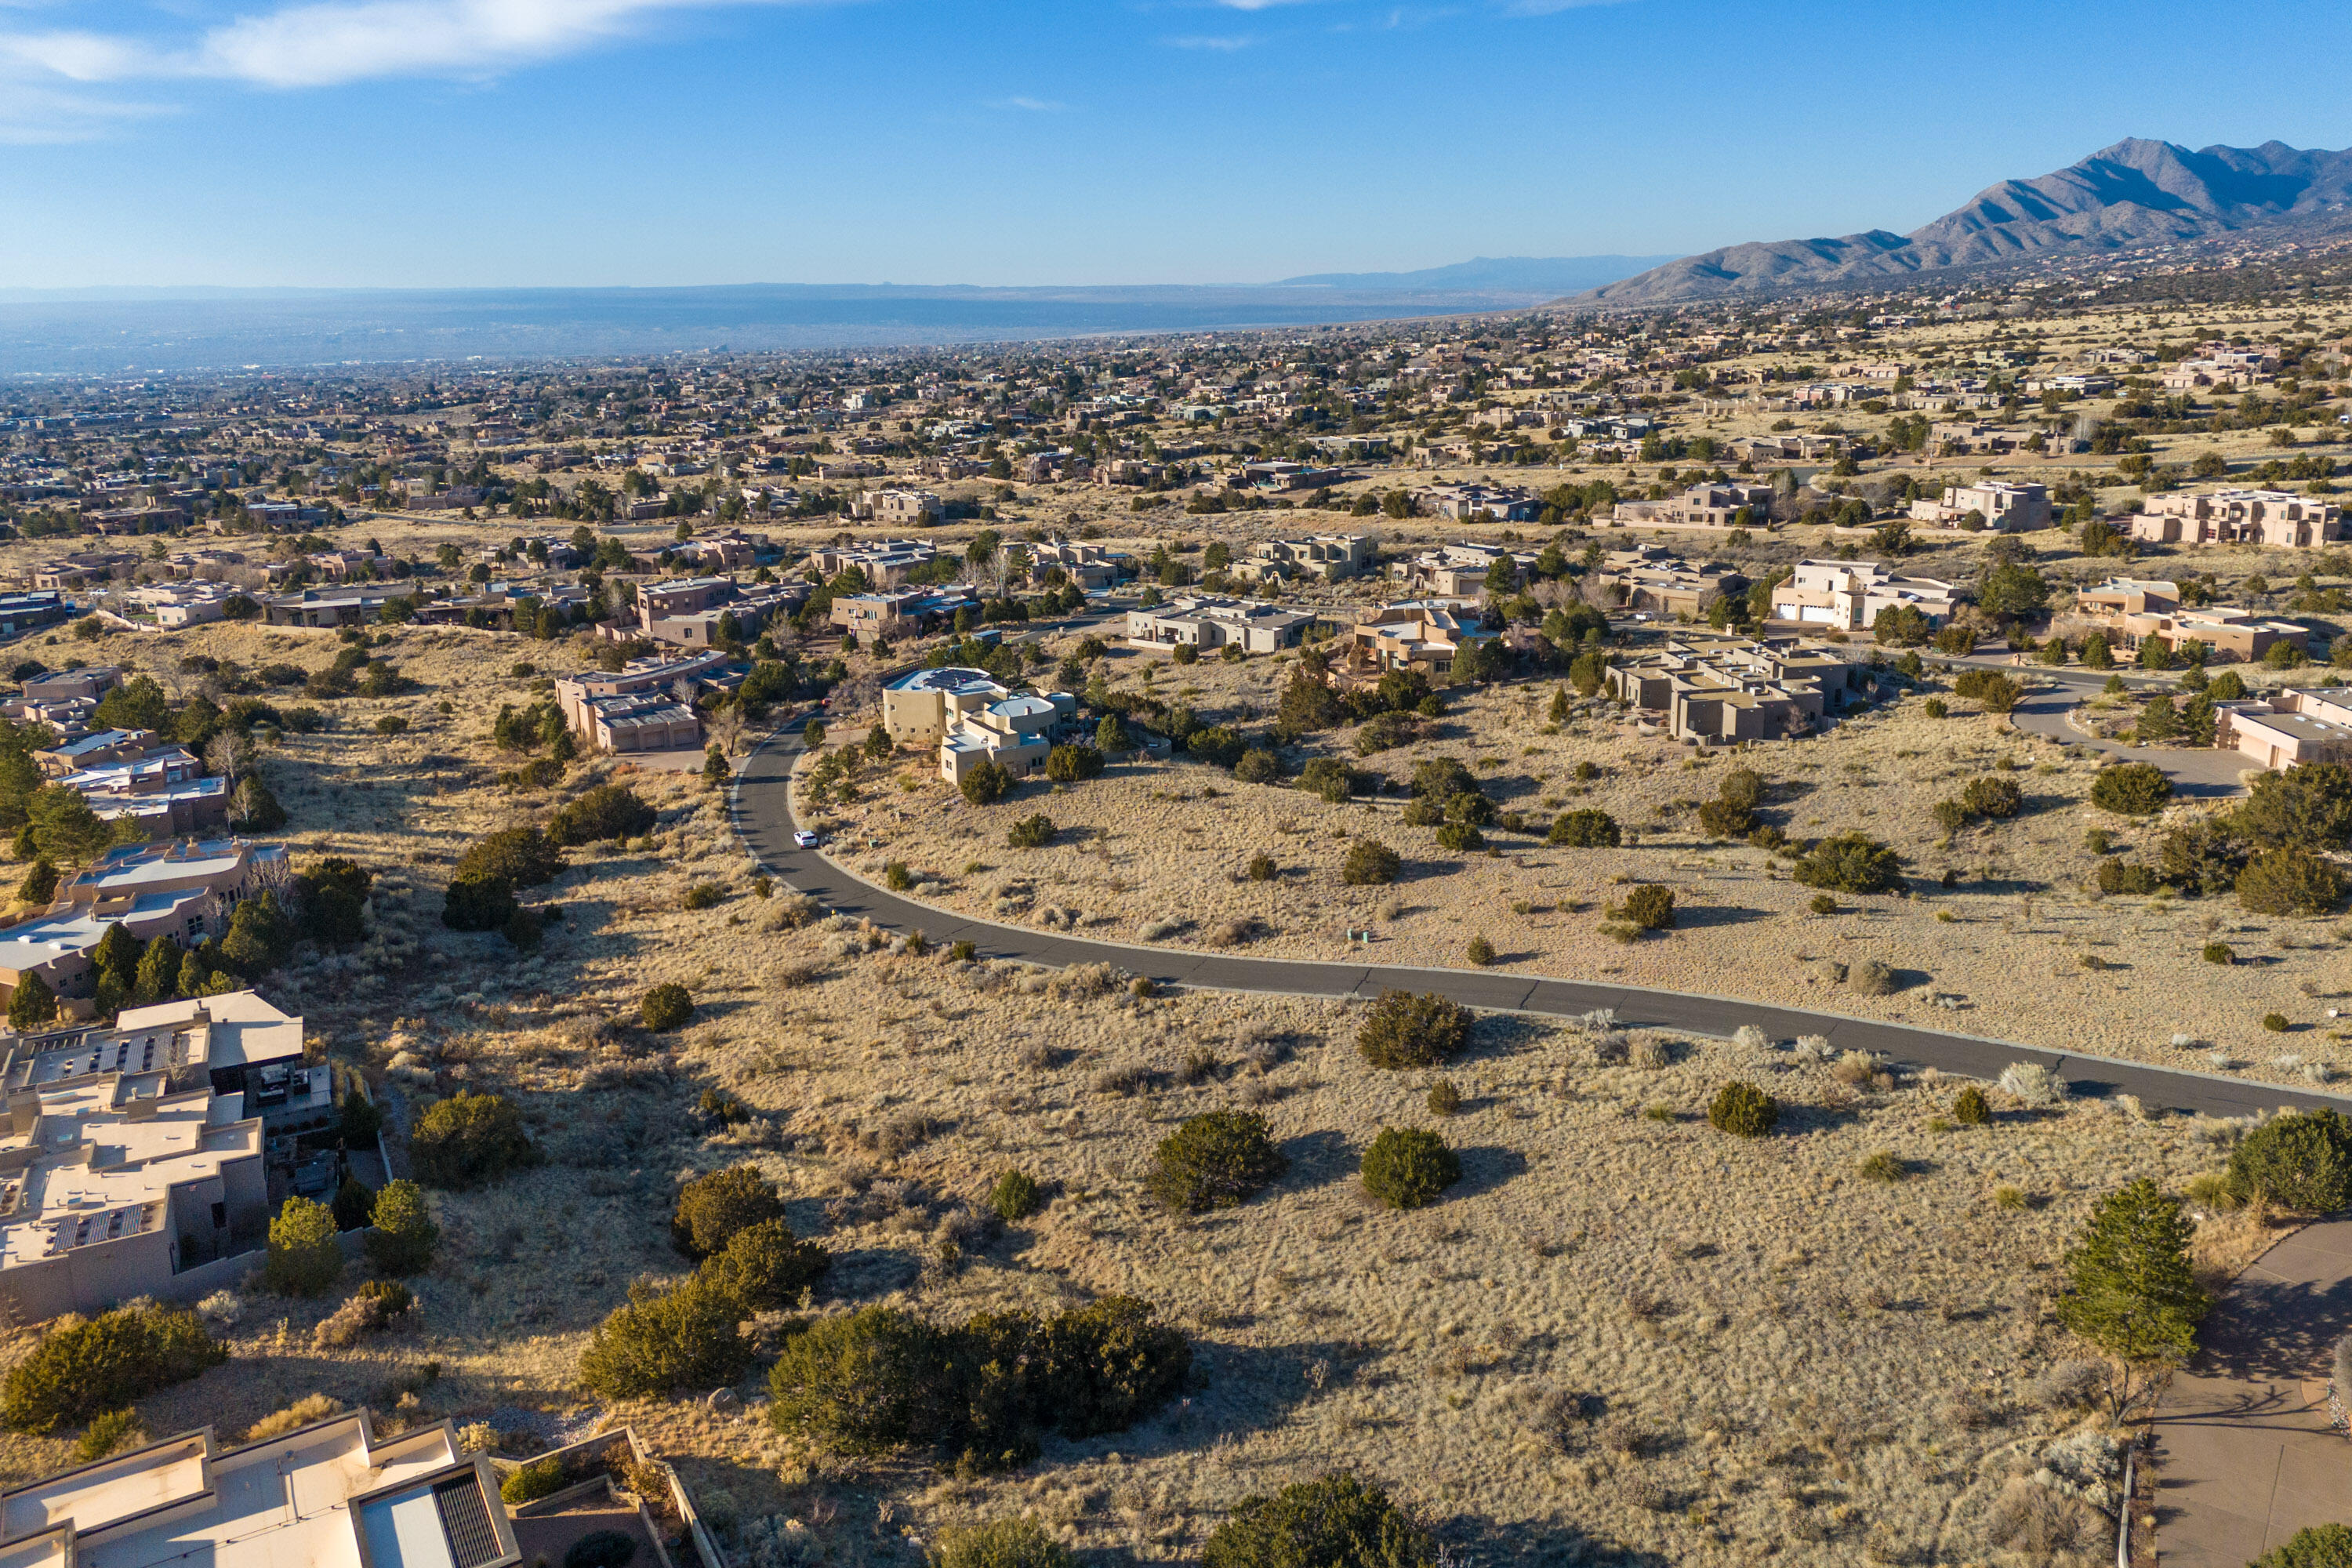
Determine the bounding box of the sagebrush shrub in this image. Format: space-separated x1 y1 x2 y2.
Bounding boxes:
1356 990 1469 1069
989 1169 1044 1223
642 982 695 1031
1360 1127 1461 1210
1148 1111 1287 1212
1620 884 1675 930
1341 839 1401 885
1708 1081 1777 1138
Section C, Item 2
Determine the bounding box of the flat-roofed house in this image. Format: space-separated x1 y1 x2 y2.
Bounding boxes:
554 649 729 753
1236 533 1377 586
1605 634 1852 742
2131 489 2347 548
2218 690 2352 771
0 1417 520 1568
1767 560 1958 630
1908 481 2052 532
1124 595 1311 655
879 669 1078 783
1339 601 1495 680
2069 590 2307 664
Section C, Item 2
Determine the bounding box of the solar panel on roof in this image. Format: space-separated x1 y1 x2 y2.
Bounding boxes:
433 1475 503 1568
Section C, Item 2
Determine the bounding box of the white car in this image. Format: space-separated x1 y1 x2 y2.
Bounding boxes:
793 830 819 848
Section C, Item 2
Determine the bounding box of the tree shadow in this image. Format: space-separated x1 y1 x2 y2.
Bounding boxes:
2191 1267 2352 1384
1449 1145 1528 1200
1774 1102 1864 1136
1674 904 1769 929
816 1246 923 1300
1277 1129 1356 1193
1440 1516 1673 1567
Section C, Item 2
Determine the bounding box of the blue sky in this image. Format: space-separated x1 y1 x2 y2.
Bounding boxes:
2 0 2349 289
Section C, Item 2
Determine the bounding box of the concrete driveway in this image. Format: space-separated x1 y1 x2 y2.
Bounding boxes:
2154 1219 2352 1564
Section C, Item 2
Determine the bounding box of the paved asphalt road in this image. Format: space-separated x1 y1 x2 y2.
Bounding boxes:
728 726 2347 1122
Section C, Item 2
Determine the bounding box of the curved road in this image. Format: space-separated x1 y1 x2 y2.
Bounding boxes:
727 725 2347 1121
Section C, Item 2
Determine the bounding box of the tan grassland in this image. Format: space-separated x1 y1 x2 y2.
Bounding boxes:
0 604 2281 1565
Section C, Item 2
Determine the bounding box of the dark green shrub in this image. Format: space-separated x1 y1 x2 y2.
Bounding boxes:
1202 1472 1437 1568
365 1180 438 1275
673 1164 787 1258
1399 796 1443 827
409 1091 536 1189
2091 762 2172 816
1148 1111 1288 1212
1954 1086 1991 1126
1809 893 1838 914
1245 851 1276 881
1620 884 1675 930
1791 832 1904 894
2252 1524 2352 1567
1465 935 1494 966
1961 775 2023 818
884 861 914 891
1234 750 1282 785
1045 744 1105 782
546 784 657 846
1341 839 1401 885
989 1169 1044 1223
1298 757 1354 803
2236 762 2352 850
2264 1012 2291 1033
1548 809 1620 848
1186 726 1247 768
932 1519 1074 1568
1426 1080 1461 1116
1433 822 1485 852
2223 1104 2352 1213
2097 858 2161 895
500 1458 568 1504
1007 814 1055 848
1696 798 1754 838
1 1302 226 1434
455 826 564 888
441 876 518 932
1036 1294 1192 1439
1708 1081 1778 1138
332 1174 376 1231
681 882 725 910
2237 847 2347 915
642 982 695 1031
578 1275 756 1399
564 1530 638 1568
765 1306 945 1454
265 1195 343 1297
961 760 1015 805
1922 697 1948 718
1359 1127 1461 1210
2205 941 2237 965
700 1218 829 1311
74 1408 143 1464
1356 990 1469 1069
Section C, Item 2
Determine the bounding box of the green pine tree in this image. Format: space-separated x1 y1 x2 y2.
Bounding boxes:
2056 1178 2209 1415
132 936 179 1006
7 971 56 1031
176 948 209 999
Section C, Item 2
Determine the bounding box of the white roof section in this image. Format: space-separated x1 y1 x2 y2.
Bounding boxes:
0 891 209 975
2 1417 499 1568
112 991 304 1074
889 666 1002 696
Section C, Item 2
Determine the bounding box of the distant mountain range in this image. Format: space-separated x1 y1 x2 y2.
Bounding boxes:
1274 255 1677 295
1580 139 2352 305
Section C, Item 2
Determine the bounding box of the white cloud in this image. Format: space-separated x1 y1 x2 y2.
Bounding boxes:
989 95 1067 111
0 0 831 91
1209 0 1316 9
1497 0 1636 13
0 75 169 143
1161 32 1253 48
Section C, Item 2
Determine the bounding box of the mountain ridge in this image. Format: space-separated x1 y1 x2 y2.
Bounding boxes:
1578 138 2352 305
